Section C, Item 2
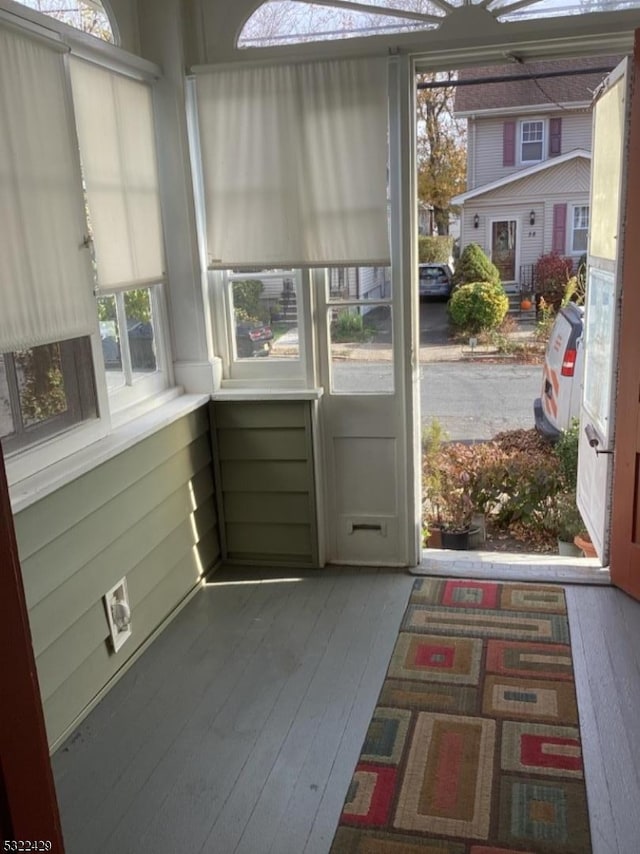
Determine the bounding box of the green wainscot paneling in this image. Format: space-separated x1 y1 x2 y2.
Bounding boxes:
211 400 319 567
14 406 221 750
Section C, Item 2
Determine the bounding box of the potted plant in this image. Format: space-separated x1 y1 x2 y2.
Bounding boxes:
435 460 479 550
574 530 597 558
544 491 584 556
422 419 446 548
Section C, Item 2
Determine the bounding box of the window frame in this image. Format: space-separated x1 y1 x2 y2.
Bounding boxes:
212 268 315 388
97 283 172 418
520 118 545 164
571 203 590 254
0 6 175 488
1 337 98 455
324 266 394 396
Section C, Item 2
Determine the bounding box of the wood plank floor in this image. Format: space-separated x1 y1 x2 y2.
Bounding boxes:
52 569 640 854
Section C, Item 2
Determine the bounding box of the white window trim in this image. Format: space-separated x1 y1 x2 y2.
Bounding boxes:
8 390 205 510
519 118 545 165
570 202 590 255
100 283 173 416
211 269 316 389
5 332 110 485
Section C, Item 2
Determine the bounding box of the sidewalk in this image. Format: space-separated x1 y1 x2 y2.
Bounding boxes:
271 319 540 363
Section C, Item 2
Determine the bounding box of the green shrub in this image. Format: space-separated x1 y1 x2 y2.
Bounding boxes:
448 281 509 334
534 252 573 308
452 243 500 287
331 310 371 343
418 235 454 264
554 418 579 487
232 279 268 323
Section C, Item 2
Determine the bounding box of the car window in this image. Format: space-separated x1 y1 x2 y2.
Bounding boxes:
420 266 447 281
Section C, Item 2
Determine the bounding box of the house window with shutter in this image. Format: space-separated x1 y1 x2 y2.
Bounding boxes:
571 205 590 253
521 120 544 162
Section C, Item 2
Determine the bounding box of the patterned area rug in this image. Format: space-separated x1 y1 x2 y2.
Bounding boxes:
330 578 591 854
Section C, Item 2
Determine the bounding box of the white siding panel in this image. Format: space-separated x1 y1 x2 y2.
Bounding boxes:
472 113 592 190
561 112 592 154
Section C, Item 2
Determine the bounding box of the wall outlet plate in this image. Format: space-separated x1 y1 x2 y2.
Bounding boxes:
104 577 132 653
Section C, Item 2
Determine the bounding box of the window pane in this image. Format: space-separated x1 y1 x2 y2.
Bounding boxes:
329 305 393 394
0 356 15 438
328 266 392 302
16 0 115 43
98 295 125 391
230 273 299 361
14 344 68 427
125 289 157 373
521 121 543 161
1 337 97 454
572 206 589 252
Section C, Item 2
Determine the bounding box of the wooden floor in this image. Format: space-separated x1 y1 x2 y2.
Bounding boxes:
52 568 640 854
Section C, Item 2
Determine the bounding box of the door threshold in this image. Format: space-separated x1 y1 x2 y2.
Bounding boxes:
414 548 609 584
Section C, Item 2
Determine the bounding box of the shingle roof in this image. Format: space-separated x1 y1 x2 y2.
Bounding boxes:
453 55 621 114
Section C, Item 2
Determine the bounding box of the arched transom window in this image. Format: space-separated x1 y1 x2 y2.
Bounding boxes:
14 0 115 43
238 0 640 47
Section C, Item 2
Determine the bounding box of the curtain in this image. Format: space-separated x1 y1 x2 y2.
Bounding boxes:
194 57 390 268
70 58 165 291
0 26 96 352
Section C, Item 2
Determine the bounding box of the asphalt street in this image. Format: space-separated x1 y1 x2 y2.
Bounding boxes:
420 361 540 440
331 300 542 441
330 361 540 441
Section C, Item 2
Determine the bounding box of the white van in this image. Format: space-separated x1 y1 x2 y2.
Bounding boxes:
534 303 584 440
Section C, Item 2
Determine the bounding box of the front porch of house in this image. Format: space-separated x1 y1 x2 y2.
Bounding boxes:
52 565 640 854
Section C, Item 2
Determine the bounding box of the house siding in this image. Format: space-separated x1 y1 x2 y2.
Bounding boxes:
460 158 592 277
470 112 592 189
14 406 220 749
211 400 318 566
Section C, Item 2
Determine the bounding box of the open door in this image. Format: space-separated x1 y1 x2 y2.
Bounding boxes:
577 35 640 597
608 34 640 598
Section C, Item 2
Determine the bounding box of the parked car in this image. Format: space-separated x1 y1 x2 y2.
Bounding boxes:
235 321 273 357
419 263 454 300
534 302 584 440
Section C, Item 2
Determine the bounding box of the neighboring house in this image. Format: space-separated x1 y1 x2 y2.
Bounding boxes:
452 56 620 291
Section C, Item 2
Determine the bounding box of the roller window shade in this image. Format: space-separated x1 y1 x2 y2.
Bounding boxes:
194 57 390 268
70 58 165 291
0 26 96 352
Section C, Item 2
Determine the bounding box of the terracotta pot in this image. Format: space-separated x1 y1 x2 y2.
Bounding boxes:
574 533 597 558
426 526 443 548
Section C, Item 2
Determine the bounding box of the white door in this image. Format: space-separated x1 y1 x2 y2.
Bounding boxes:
577 58 630 564
314 57 419 567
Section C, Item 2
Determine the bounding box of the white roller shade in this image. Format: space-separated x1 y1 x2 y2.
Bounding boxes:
70 58 165 291
195 57 390 268
0 26 96 352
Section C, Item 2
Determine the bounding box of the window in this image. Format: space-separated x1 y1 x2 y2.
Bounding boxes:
238 1 443 48
521 120 544 162
97 286 167 410
572 205 590 253
13 0 115 43
228 272 300 362
0 337 97 454
327 266 393 394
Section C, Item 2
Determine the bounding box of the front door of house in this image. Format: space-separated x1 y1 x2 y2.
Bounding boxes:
491 220 517 282
577 43 640 598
